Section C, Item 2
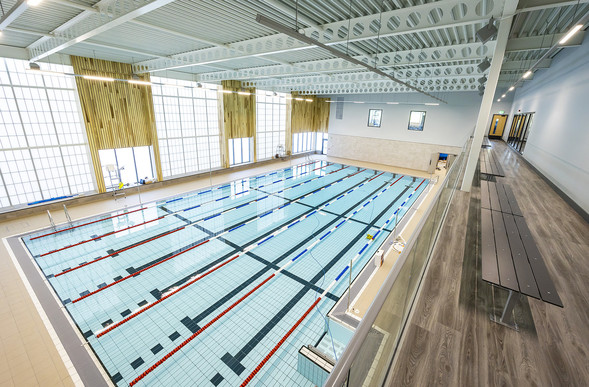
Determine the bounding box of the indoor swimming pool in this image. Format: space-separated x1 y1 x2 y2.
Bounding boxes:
22 161 428 386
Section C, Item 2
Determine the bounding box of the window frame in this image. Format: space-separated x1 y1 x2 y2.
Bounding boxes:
408 110 427 131
367 109 383 127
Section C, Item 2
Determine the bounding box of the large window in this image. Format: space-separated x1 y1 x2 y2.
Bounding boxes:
0 58 94 208
292 132 314 154
256 90 286 160
229 137 252 166
316 132 328 155
151 77 221 178
99 146 155 190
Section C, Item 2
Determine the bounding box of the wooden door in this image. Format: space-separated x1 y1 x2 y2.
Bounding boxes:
488 114 507 138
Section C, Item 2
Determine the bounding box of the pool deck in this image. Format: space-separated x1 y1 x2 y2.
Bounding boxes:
0 154 436 387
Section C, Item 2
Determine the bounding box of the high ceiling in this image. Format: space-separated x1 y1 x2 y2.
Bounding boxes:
0 0 587 96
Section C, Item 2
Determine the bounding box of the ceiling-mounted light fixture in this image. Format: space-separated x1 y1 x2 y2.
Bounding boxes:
476 17 498 44
294 97 304 101
219 89 234 94
29 62 41 71
508 86 515 91
497 98 501 102
305 98 313 102
559 24 583 44
501 94 506 98
522 70 532 79
27 0 42 6
196 82 202 88
478 58 491 72
424 103 439 106
237 90 251 96
478 76 488 84
386 102 399 105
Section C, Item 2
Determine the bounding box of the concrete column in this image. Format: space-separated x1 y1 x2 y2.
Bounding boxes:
461 0 519 192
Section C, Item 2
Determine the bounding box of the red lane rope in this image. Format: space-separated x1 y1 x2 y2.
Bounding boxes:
327 165 349 175
72 239 210 303
129 273 277 386
240 297 322 386
389 175 404 186
368 171 385 182
30 207 147 241
54 227 185 278
415 178 426 190
97 253 241 337
39 216 166 257
311 162 332 171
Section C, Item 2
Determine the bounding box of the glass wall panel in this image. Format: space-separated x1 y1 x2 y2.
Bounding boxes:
0 57 94 209
151 77 221 178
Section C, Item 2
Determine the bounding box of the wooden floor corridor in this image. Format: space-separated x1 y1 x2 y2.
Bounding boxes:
388 140 589 386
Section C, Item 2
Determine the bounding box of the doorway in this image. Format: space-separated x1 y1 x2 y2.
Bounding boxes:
488 114 508 139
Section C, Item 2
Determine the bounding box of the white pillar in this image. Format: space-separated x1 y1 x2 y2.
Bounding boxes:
461 0 519 192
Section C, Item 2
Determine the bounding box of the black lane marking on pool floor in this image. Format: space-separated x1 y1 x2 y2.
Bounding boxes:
117 175 393 380
152 173 381 301
45 166 350 278
65 168 363 299
252 175 401 232
219 183 412 377
121 177 405 381
155 161 343 212
169 179 397 362
88 171 378 339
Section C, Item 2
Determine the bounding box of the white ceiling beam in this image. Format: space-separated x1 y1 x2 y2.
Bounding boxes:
196 42 493 82
501 58 551 70
40 0 294 69
195 32 571 83
28 0 178 62
243 63 488 86
133 0 507 73
0 0 29 30
506 31 585 51
515 0 589 14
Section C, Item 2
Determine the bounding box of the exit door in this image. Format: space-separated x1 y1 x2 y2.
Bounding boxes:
488 114 508 139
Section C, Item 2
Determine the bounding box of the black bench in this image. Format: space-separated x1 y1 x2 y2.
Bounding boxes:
479 147 505 177
481 181 562 330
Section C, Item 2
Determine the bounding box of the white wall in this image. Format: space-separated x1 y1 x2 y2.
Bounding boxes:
326 91 509 170
507 34 589 213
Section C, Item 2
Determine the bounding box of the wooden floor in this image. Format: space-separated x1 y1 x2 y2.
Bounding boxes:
388 140 589 386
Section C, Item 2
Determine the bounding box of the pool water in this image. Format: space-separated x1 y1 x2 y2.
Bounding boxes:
23 161 428 386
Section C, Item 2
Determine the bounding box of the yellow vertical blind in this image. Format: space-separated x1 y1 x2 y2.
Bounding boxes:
70 56 163 192
290 93 330 134
221 80 257 164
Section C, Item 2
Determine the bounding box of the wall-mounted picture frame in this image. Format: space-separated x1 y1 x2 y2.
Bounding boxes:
367 109 383 127
408 110 426 131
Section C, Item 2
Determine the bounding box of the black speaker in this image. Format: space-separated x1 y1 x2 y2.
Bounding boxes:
478 58 491 72
476 18 498 44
